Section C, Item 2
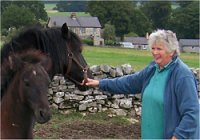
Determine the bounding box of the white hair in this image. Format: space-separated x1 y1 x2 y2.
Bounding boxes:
148 29 180 56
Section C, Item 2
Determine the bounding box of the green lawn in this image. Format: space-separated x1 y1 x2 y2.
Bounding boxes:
83 46 199 71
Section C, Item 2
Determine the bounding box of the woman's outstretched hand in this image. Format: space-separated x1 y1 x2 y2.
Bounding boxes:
82 78 99 87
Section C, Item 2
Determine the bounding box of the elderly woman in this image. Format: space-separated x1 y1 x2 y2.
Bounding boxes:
83 29 199 139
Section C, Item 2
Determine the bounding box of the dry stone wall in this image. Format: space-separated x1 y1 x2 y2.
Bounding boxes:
48 64 200 118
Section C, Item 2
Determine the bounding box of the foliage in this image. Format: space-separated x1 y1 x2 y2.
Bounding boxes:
105 40 116 46
56 1 88 12
125 32 138 37
168 1 199 39
82 38 93 46
141 1 172 29
1 1 48 21
87 1 151 39
175 1 193 8
103 22 116 41
129 8 153 36
1 1 48 34
2 27 19 43
1 4 37 30
1 28 8 36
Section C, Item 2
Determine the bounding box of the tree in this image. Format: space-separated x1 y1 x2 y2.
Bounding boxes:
129 8 153 37
103 22 116 41
141 1 172 29
168 1 199 39
87 1 152 40
175 1 193 8
110 1 133 39
1 1 11 13
1 1 48 21
2 4 36 30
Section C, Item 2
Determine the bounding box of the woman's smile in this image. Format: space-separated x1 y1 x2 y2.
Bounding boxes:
151 43 173 69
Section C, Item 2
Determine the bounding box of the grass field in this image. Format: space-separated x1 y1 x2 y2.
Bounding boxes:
47 12 90 17
45 3 56 10
83 46 199 71
45 3 90 17
0 42 198 71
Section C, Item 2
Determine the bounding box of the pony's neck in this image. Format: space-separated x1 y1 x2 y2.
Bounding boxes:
1 76 34 139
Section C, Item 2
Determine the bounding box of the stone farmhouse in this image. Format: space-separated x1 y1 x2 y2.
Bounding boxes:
179 39 199 53
124 37 149 50
47 13 104 46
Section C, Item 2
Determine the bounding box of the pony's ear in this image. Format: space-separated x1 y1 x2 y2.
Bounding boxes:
61 23 71 40
8 55 24 71
39 55 52 73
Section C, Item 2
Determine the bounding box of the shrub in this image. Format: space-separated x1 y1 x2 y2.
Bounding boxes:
1 28 8 36
82 38 93 46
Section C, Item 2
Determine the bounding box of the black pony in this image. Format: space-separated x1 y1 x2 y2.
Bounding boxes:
1 23 92 97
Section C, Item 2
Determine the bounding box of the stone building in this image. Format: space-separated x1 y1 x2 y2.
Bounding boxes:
47 13 104 46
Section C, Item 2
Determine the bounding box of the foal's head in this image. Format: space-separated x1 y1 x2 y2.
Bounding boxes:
7 50 52 123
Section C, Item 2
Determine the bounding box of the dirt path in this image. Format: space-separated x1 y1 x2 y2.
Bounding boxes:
34 120 141 139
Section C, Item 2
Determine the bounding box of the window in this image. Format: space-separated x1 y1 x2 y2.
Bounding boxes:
81 28 86 34
53 21 56 26
93 28 96 34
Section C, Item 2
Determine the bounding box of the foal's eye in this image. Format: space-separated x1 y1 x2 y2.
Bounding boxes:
23 78 30 87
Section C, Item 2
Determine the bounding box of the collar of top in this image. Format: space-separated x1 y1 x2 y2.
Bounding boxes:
155 56 178 72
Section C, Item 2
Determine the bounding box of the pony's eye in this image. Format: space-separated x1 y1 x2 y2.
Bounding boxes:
23 78 30 87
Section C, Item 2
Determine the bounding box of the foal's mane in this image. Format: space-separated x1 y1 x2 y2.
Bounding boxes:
1 50 50 99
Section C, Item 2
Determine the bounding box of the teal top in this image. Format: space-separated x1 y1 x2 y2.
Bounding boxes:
141 62 172 139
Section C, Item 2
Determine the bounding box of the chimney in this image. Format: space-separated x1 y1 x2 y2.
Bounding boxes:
71 12 76 20
146 32 149 39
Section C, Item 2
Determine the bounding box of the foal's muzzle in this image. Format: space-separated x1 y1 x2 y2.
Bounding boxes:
35 108 51 124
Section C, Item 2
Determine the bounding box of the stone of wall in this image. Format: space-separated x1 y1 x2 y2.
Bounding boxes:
48 64 200 118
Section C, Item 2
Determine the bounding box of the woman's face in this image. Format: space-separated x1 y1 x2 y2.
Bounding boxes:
151 42 173 69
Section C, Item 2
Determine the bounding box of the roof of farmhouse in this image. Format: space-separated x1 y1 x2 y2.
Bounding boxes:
48 13 101 28
179 39 200 47
124 37 148 45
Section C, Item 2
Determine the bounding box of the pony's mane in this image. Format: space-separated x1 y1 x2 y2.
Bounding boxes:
1 25 83 76
1 50 50 99
1 24 86 98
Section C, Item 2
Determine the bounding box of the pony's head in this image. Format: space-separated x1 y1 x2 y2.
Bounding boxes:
1 23 93 92
61 23 93 91
8 50 52 123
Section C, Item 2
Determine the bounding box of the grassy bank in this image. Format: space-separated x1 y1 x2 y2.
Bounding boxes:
83 46 199 71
